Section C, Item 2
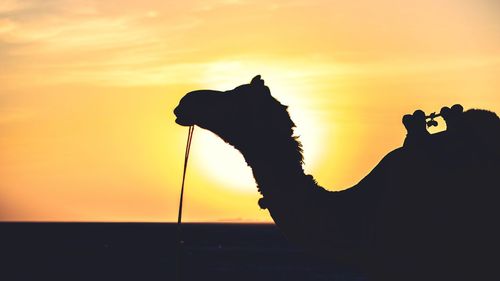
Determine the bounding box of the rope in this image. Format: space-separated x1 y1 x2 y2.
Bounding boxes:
176 125 194 281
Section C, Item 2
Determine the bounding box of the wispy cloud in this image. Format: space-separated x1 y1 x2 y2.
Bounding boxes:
0 1 207 86
1 0 499 87
0 0 28 14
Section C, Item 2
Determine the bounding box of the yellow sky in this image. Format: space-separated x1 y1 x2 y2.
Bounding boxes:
0 0 499 222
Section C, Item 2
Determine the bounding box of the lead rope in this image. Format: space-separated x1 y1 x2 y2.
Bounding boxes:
176 125 194 281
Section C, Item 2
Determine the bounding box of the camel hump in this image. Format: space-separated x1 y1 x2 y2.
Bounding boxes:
461 109 500 155
402 105 500 155
463 108 500 129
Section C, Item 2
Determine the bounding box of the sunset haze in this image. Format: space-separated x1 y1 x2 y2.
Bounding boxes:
1 0 499 222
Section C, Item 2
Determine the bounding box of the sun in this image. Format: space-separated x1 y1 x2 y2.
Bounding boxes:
192 130 256 192
189 62 326 193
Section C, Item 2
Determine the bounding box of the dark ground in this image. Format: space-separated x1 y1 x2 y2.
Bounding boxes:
0 223 366 281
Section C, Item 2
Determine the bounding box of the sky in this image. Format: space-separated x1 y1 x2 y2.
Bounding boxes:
0 0 499 222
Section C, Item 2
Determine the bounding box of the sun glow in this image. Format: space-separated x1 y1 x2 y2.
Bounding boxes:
192 130 255 193
1 0 499 222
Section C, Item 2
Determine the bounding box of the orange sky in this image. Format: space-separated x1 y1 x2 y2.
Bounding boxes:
1 0 499 222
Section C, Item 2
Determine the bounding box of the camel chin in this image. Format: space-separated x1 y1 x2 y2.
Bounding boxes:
175 117 194 126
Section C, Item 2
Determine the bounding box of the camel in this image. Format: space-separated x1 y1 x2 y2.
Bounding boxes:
174 75 500 280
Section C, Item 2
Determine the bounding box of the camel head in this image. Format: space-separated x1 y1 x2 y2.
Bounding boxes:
174 75 297 153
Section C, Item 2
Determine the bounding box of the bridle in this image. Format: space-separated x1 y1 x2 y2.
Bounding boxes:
176 125 194 281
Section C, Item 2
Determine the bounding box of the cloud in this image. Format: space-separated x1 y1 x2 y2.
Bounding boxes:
1 0 499 88
0 1 205 85
0 18 15 33
0 0 28 14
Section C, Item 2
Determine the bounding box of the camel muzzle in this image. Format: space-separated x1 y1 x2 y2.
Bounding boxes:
173 106 194 126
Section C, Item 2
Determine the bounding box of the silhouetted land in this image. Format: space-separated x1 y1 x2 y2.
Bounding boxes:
0 223 366 281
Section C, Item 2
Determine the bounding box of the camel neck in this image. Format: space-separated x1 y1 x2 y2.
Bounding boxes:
238 136 312 197
251 157 306 187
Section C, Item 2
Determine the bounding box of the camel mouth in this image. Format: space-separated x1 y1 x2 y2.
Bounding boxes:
174 106 195 126
175 116 194 126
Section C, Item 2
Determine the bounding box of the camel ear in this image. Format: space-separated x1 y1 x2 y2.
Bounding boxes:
251 75 265 87
250 75 272 97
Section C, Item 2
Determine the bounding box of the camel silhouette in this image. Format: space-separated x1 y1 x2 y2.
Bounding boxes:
174 75 500 281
